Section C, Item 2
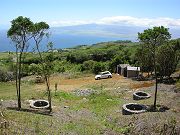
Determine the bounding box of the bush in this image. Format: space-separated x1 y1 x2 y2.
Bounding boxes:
56 66 65 73
67 52 90 63
29 63 43 75
109 55 123 73
157 43 179 78
23 56 41 64
81 60 96 72
92 62 106 74
0 68 14 82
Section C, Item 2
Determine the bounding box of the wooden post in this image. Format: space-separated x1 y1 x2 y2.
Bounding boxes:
55 83 57 96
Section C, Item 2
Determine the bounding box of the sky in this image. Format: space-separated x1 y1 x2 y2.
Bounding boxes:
1 0 180 29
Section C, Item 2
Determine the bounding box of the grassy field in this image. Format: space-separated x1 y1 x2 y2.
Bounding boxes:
0 52 11 60
0 74 180 134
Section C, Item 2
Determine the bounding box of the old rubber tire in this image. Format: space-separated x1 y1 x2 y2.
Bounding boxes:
133 91 151 100
122 103 147 115
30 100 49 109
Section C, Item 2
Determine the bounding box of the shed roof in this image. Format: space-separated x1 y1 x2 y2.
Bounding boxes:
118 64 130 68
127 67 140 71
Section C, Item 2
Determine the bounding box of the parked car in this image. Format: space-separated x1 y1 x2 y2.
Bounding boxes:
95 71 112 80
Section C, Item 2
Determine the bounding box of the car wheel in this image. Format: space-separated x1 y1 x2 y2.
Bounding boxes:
97 77 100 80
108 75 111 78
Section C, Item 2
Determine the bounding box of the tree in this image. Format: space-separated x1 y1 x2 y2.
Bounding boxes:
31 22 53 111
7 16 33 110
135 46 154 75
81 60 95 72
157 43 179 79
138 26 171 110
109 55 123 73
92 62 106 74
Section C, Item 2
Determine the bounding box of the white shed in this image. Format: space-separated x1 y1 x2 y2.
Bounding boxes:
126 66 140 78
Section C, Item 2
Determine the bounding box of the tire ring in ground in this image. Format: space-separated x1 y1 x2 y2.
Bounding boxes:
133 91 151 100
30 100 49 109
122 103 147 115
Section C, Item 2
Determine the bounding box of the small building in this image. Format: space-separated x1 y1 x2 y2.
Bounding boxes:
126 66 140 78
116 64 130 76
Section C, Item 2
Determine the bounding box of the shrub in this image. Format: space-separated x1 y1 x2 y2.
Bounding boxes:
81 60 96 72
29 63 43 75
92 62 106 74
56 66 65 73
0 68 14 82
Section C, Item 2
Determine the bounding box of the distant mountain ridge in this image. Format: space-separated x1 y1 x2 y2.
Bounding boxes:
0 24 180 51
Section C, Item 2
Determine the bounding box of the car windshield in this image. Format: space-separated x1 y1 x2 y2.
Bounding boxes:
98 72 103 75
99 72 109 75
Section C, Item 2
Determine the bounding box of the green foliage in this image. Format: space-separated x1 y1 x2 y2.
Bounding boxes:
7 16 33 38
67 52 89 63
0 40 142 76
31 22 49 34
81 60 96 72
29 63 43 75
22 55 40 64
135 46 154 73
7 16 35 109
137 26 171 75
138 26 171 46
0 68 14 82
138 26 172 109
92 62 106 74
61 41 140 74
157 43 179 78
53 91 79 101
108 55 123 72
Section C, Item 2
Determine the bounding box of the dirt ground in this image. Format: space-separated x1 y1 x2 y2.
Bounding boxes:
35 74 154 92
1 73 180 134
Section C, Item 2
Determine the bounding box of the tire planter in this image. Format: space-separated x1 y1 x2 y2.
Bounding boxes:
122 103 147 115
30 100 49 109
133 91 151 100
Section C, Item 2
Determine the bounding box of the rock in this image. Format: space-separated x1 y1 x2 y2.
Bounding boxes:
73 89 97 96
64 106 69 108
28 100 33 103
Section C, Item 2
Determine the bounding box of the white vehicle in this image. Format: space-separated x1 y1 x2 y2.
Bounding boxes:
95 71 112 80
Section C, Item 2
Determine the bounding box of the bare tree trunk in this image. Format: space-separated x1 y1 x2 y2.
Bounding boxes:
45 76 52 111
17 52 22 110
15 47 19 109
17 36 26 110
35 42 52 112
153 48 158 110
153 66 158 110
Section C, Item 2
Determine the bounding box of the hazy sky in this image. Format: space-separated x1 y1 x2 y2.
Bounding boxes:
1 0 180 28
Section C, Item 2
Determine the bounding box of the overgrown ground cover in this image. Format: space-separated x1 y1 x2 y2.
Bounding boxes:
1 74 179 134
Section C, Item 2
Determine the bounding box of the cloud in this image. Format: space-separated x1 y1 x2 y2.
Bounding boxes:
96 16 180 27
50 20 91 27
49 16 180 28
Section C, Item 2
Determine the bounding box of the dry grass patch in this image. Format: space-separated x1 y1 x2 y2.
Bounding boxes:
130 81 154 89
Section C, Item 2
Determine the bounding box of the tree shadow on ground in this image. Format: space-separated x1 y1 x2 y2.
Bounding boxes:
6 107 52 116
158 77 177 85
146 104 170 112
